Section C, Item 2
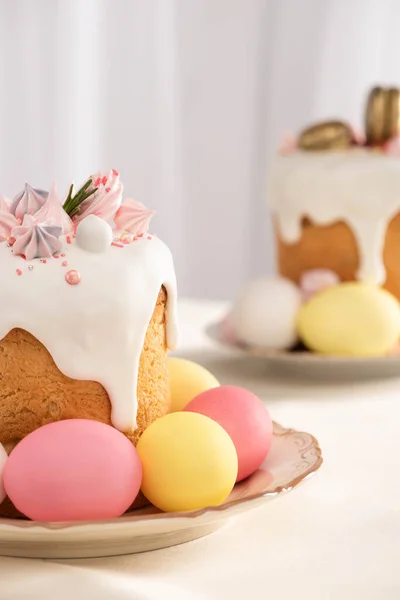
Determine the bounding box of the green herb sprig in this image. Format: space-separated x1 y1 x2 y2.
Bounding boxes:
63 179 98 218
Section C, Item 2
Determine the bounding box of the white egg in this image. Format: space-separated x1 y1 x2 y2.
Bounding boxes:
76 215 113 253
231 277 301 349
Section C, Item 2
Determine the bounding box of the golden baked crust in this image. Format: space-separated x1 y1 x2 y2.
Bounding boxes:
0 288 169 449
275 215 400 301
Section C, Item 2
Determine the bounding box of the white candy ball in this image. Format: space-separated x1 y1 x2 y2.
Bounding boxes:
232 277 302 349
76 215 113 253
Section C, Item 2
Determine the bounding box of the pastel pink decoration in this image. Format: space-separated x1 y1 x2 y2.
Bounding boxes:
219 312 239 345
350 126 366 146
65 269 81 285
10 184 47 220
0 211 19 242
120 232 132 244
185 386 273 482
12 214 62 261
300 269 340 302
383 136 400 156
3 419 142 522
34 182 73 234
279 132 298 155
114 199 155 235
0 195 10 212
74 169 123 224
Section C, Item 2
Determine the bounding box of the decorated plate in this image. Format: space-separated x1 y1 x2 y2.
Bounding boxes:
0 422 322 558
206 321 400 380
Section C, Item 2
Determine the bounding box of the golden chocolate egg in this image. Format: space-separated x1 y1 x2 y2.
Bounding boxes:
298 120 353 151
365 86 400 145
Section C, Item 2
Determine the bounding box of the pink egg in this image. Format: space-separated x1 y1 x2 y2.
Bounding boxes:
4 419 142 522
0 443 8 504
185 386 273 482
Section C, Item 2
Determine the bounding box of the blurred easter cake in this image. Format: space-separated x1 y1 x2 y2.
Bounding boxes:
228 87 400 357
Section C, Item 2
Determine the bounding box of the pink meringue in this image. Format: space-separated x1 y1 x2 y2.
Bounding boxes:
0 211 19 242
10 184 47 220
34 182 73 234
219 312 240 345
383 136 400 156
0 195 10 212
279 132 298 155
74 169 123 224
13 215 62 261
114 199 155 235
300 269 340 302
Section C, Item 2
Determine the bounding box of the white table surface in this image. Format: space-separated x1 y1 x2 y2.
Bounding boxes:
1 298 400 600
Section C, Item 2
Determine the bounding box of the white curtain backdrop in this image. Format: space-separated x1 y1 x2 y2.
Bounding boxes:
1 0 400 299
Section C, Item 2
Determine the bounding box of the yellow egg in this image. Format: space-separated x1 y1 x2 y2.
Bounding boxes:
168 357 219 412
297 282 400 356
136 412 238 512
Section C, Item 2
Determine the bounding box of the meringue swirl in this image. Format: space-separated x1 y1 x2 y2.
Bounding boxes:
11 184 47 220
114 198 155 235
35 182 73 234
0 211 19 242
13 215 62 260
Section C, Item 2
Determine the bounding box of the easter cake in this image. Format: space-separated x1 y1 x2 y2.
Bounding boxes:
269 86 400 299
229 87 400 357
0 170 178 516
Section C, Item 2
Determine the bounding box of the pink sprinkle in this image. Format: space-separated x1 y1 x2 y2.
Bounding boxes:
137 233 144 238
42 259 47 264
65 270 81 285
54 255 60 259
111 241 124 248
147 235 152 240
8 236 16 246
112 169 119 176
120 233 132 244
62 261 68 267
105 187 111 193
66 236 71 244
16 269 22 276
61 253 66 257
102 176 107 185
94 177 101 187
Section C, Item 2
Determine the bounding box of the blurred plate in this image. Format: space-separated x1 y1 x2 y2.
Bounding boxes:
206 321 400 380
0 422 321 559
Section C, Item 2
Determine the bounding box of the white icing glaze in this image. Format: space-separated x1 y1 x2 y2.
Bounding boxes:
0 236 178 432
268 150 400 284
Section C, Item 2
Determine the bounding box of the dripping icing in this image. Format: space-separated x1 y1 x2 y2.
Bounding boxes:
0 235 178 432
268 150 400 284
